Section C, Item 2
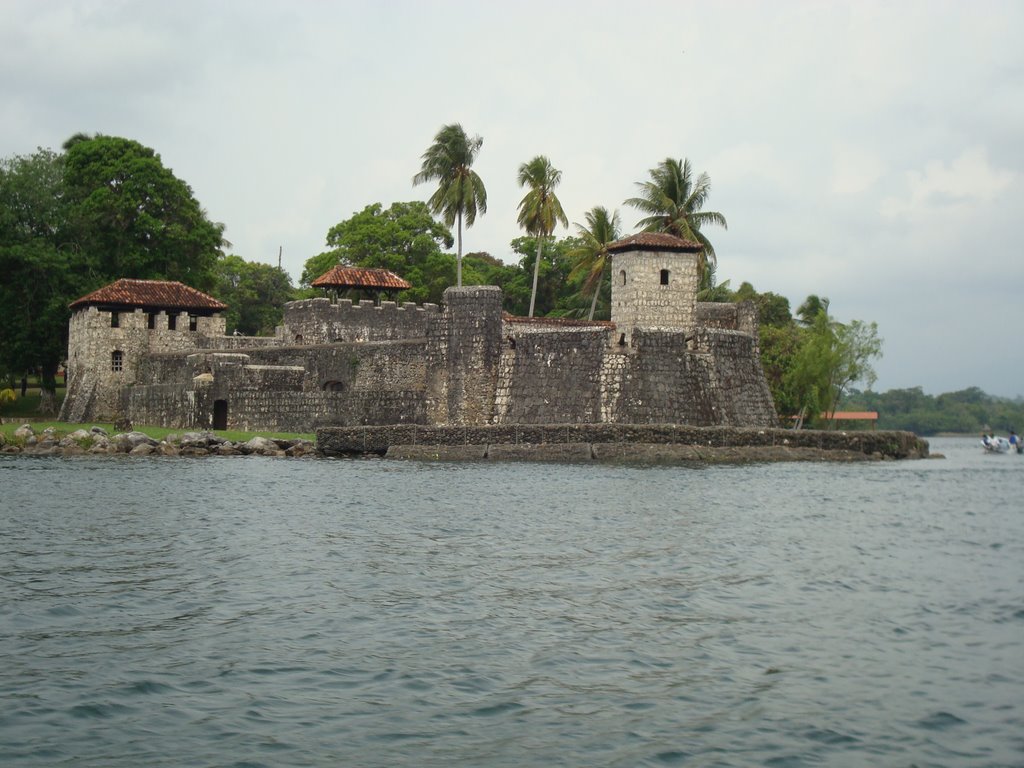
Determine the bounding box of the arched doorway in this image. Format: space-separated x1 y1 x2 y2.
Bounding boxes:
213 399 228 431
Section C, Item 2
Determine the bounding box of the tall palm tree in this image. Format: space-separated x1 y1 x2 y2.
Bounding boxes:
624 157 727 283
568 206 621 321
517 155 568 317
413 123 487 288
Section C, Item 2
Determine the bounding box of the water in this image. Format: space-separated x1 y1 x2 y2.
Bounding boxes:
1 437 1021 767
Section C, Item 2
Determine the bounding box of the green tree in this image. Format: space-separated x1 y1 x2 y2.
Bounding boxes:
796 294 830 326
301 201 456 303
507 235 580 318
567 206 621 320
625 157 727 285
213 255 295 335
62 134 225 290
517 156 568 317
0 148 83 413
412 124 487 289
787 307 882 428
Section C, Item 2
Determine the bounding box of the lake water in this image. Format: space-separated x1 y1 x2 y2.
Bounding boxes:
1 437 1022 767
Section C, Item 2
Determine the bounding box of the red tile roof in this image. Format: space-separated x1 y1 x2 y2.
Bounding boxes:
607 232 702 253
70 279 227 311
311 266 412 290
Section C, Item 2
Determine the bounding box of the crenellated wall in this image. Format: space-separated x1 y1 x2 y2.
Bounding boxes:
280 297 441 345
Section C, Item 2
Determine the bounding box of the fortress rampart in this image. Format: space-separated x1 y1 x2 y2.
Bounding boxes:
60 236 781 434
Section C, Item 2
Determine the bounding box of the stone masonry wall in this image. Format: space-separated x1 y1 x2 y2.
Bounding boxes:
494 325 609 424
426 287 502 425
60 306 227 423
127 340 430 432
280 297 440 345
611 250 699 344
697 329 778 427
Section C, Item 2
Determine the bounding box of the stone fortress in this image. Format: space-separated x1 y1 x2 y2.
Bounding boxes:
59 233 780 434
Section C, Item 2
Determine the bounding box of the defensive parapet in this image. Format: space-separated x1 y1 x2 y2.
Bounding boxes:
280 297 442 345
697 301 759 338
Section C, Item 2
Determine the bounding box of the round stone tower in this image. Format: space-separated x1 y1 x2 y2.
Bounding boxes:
608 232 702 346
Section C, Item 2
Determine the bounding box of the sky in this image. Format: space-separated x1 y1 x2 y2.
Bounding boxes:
3 0 1022 398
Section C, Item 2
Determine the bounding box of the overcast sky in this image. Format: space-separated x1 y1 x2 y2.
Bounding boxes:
3 0 1022 397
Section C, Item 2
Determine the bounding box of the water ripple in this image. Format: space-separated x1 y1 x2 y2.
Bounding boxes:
0 439 1021 766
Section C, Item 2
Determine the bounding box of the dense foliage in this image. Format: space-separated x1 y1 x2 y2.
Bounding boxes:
843 386 1024 435
213 255 294 336
0 136 284 412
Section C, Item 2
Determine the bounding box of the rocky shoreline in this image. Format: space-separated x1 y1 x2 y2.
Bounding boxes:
0 424 315 458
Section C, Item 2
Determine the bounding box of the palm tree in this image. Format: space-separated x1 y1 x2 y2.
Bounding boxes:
796 294 830 326
568 206 621 320
517 155 568 317
624 157 727 283
413 124 487 288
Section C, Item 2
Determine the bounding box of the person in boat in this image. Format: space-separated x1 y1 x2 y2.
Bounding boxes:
1010 431 1019 450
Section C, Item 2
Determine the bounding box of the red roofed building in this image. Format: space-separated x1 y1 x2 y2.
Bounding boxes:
60 279 232 423
311 266 413 304
69 278 227 313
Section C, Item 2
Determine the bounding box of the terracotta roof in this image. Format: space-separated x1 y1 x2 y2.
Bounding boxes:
70 279 227 311
607 232 702 253
312 266 412 290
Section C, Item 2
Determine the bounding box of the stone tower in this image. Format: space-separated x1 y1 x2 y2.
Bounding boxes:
609 232 702 346
59 279 227 423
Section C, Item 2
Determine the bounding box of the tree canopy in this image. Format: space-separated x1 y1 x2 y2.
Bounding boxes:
413 124 486 288
62 134 225 290
301 201 455 304
213 255 294 336
0 135 227 412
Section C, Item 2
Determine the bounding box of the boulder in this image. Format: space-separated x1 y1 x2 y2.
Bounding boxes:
14 424 34 440
157 442 180 456
59 429 92 448
241 436 280 455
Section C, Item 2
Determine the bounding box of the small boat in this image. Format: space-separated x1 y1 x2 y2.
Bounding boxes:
982 436 1011 453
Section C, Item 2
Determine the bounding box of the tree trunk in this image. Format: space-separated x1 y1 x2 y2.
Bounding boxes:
456 210 463 288
528 236 543 318
587 281 599 321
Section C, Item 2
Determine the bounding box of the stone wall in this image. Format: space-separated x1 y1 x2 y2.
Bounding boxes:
126 339 431 432
611 249 699 344
60 306 227 423
495 325 608 424
697 301 759 343
698 329 777 426
426 286 503 425
317 423 930 462
280 297 440 345
64 280 780 433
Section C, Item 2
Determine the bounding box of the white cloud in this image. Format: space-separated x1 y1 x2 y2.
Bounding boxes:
882 147 1018 218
